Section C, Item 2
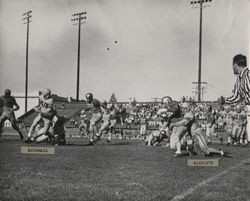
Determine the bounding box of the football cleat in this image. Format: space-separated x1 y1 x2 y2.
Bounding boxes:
95 136 101 142
186 145 195 156
87 140 94 146
24 138 33 144
106 139 111 143
174 153 183 157
20 134 24 140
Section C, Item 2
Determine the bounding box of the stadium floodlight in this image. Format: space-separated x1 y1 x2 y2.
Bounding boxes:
71 11 87 102
190 0 212 102
22 11 32 113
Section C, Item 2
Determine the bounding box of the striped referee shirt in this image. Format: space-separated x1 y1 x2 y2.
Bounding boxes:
226 67 250 105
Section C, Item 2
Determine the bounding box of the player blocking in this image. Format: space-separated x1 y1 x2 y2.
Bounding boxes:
0 89 24 140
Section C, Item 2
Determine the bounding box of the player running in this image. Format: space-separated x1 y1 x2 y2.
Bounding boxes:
25 88 56 143
83 93 103 145
0 89 24 140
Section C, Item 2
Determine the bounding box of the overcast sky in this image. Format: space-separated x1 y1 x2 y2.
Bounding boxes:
0 0 249 102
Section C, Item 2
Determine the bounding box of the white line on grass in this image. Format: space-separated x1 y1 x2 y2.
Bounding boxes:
170 157 250 201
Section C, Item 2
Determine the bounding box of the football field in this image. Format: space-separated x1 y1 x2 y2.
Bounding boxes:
0 133 250 201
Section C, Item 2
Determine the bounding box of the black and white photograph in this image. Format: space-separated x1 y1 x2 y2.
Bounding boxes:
0 0 249 200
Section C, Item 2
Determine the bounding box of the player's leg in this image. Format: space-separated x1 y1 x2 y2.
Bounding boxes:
206 123 212 144
175 126 188 155
141 125 147 139
231 125 238 145
245 105 250 143
193 128 225 156
27 114 42 138
79 121 87 137
192 127 210 155
0 112 8 137
96 121 110 141
236 126 242 144
239 126 246 144
107 119 116 143
170 127 178 150
8 112 23 140
144 133 152 146
0 112 7 135
226 126 233 146
88 113 102 145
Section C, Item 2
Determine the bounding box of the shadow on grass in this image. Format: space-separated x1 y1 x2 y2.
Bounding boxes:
0 139 23 144
65 141 132 146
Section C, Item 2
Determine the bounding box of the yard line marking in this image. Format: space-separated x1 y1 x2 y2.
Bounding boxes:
170 157 250 201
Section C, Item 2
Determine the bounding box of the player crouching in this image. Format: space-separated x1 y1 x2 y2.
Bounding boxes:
169 111 195 156
145 129 170 146
169 111 232 157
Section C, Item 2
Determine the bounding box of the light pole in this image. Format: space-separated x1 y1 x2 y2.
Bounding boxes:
71 12 87 102
190 0 212 102
22 10 32 113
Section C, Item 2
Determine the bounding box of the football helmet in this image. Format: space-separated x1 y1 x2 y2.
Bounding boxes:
4 89 11 97
43 88 51 96
86 93 93 103
160 130 167 136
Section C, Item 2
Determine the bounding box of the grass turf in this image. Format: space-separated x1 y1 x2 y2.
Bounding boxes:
0 133 249 201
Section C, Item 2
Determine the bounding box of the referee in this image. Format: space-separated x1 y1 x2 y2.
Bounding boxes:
225 54 250 144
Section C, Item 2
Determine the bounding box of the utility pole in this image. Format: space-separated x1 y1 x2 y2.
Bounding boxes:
71 11 87 102
190 0 212 102
192 81 207 102
201 86 206 101
22 10 32 113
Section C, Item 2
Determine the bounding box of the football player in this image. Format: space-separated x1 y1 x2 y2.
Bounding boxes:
145 129 169 146
221 105 234 146
169 111 195 156
28 115 66 145
83 93 103 145
170 109 229 157
95 102 111 142
106 107 119 143
139 113 147 139
79 110 90 137
0 89 23 140
231 105 247 145
25 88 56 143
